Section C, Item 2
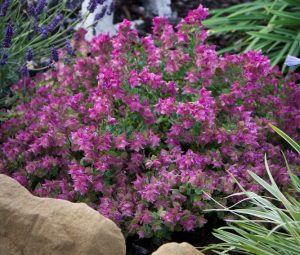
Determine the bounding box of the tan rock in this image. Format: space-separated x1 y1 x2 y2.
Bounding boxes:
0 174 126 255
152 242 205 255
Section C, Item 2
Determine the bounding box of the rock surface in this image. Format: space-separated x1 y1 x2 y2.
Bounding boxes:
0 174 126 255
152 242 204 255
144 0 172 17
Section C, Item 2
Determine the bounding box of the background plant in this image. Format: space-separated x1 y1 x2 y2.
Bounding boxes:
0 0 74 108
204 125 300 255
0 0 110 109
0 6 299 240
203 0 300 70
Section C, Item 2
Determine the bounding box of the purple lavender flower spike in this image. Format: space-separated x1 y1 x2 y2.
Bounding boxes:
88 0 98 13
32 19 40 33
51 47 59 62
97 0 106 4
26 48 33 61
2 22 14 48
27 3 36 16
95 5 107 21
0 52 8 65
19 65 29 77
47 13 64 34
35 0 47 16
285 55 300 67
0 0 9 17
40 26 49 38
107 0 115 15
65 40 74 56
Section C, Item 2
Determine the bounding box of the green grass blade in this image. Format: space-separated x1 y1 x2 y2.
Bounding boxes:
269 124 300 154
270 42 291 66
247 32 291 42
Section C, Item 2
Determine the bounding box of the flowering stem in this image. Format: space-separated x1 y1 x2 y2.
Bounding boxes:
9 8 82 59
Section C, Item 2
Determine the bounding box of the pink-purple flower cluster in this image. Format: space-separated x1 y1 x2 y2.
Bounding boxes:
1 5 299 238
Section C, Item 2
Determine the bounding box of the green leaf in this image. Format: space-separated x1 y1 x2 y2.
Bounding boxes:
269 124 300 154
209 25 264 34
267 9 300 21
228 3 272 18
281 0 300 5
247 32 291 42
270 42 291 66
271 19 300 27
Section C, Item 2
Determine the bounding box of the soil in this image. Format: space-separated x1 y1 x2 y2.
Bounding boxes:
126 213 226 255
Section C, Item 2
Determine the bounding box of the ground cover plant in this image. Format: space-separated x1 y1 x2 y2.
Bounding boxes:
203 0 300 69
0 5 299 240
205 126 300 255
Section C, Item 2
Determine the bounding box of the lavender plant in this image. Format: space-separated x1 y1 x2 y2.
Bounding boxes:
0 0 69 106
0 0 111 108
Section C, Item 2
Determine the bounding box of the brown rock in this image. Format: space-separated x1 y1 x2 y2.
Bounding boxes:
0 174 126 255
152 242 205 255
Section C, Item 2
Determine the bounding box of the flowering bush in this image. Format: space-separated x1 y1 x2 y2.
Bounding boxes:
0 5 299 239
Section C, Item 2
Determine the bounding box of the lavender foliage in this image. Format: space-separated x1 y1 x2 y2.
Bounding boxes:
0 0 9 17
97 0 106 5
95 5 107 21
65 39 74 56
19 64 29 77
0 0 82 103
0 52 8 66
27 3 36 16
26 48 33 62
35 0 47 16
88 0 97 13
47 13 64 34
2 22 14 48
32 19 40 33
107 0 115 16
51 47 59 62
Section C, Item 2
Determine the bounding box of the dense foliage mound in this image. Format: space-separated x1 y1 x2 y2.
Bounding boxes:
0 5 299 239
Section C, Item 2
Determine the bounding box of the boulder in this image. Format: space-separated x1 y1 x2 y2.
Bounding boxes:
152 242 205 255
0 174 126 255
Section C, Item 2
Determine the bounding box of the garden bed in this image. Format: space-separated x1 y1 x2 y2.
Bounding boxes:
1 1 299 255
